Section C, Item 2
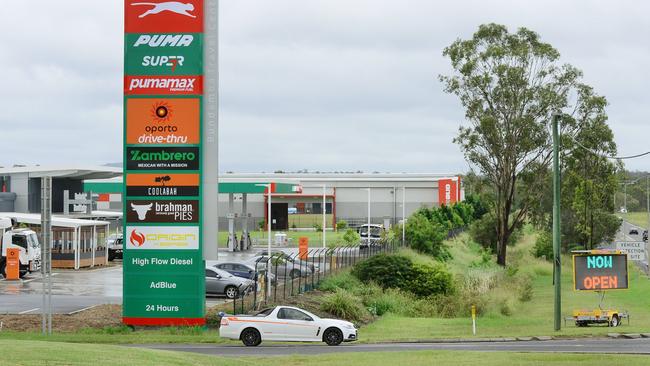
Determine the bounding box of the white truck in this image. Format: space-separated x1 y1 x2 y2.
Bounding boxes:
219 306 358 346
0 217 41 278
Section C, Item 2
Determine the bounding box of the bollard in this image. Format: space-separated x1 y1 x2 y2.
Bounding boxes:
5 248 20 281
471 305 476 335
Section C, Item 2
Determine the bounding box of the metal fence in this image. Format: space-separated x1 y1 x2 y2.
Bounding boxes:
232 240 404 314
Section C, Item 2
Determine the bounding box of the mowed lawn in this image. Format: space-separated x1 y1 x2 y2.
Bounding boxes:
3 340 649 366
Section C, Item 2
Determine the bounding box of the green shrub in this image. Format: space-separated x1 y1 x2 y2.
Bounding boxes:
406 263 455 297
342 228 360 245
405 213 450 259
320 289 366 322
318 271 362 292
518 276 533 302
313 223 323 232
470 212 522 253
352 254 413 289
336 220 348 231
532 231 553 261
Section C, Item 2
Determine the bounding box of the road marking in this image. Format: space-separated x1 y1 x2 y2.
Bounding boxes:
67 304 102 315
18 308 39 314
22 272 59 284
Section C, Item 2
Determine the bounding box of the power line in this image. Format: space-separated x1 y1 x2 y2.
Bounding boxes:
569 135 650 160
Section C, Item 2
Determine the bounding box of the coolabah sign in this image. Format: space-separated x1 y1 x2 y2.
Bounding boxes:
126 226 199 250
126 146 199 170
123 0 205 327
127 199 199 223
125 173 200 197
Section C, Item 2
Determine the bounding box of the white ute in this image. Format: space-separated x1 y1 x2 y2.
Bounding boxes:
219 306 358 346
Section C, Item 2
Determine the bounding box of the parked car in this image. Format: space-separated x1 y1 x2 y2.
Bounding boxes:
205 267 254 299
219 305 357 346
107 234 123 261
629 229 639 236
358 224 384 249
212 262 275 284
246 255 313 279
255 250 320 273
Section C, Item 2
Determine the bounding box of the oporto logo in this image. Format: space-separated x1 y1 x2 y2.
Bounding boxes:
130 229 146 247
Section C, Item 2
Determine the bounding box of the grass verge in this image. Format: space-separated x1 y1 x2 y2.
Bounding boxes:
2 340 649 366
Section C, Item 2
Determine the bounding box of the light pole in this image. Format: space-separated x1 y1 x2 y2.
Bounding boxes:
552 113 561 332
256 183 272 297
322 184 327 248
402 187 406 246
360 188 371 247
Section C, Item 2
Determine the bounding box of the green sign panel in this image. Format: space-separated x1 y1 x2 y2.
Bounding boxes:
124 33 203 76
123 0 205 327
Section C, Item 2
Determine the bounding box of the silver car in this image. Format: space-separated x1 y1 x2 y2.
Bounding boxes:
246 255 313 279
205 267 254 299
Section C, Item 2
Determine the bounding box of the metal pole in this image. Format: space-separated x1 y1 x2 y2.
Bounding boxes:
322 184 326 248
203 0 219 261
646 176 649 275
402 186 406 246
267 187 272 298
552 114 561 331
40 178 46 335
367 189 371 247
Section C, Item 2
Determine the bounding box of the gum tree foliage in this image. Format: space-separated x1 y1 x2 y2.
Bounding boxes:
441 23 614 265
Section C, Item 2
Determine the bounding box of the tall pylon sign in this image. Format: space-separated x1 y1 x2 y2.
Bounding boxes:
123 0 206 326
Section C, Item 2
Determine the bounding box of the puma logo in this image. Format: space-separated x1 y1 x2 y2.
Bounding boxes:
131 2 197 18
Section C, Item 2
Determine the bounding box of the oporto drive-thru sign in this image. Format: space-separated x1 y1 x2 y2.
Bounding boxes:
123 0 205 326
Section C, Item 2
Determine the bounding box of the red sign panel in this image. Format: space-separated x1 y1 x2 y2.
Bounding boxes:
125 0 204 33
438 179 458 206
125 76 203 95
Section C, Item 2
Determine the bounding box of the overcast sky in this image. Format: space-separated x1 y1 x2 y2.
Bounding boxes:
1 0 648 173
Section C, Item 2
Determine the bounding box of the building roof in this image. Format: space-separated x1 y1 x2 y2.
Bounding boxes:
1 212 110 228
0 166 121 180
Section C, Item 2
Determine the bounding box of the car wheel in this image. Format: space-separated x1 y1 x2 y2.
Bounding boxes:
108 252 115 261
289 269 300 279
610 315 620 327
225 286 238 299
241 328 262 347
0 261 6 278
323 327 343 346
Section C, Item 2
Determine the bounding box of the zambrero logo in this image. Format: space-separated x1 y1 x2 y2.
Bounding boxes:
130 230 146 247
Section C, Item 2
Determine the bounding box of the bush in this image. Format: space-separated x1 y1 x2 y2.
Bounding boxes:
352 254 413 289
470 212 522 253
406 263 455 297
532 231 553 261
318 271 362 292
320 289 366 322
313 223 322 232
405 213 449 259
342 228 360 245
336 220 348 231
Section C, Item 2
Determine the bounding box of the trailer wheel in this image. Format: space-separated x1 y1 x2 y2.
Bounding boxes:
610 315 620 327
0 260 6 278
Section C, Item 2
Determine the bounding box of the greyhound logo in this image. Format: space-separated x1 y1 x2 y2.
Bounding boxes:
131 2 197 18
130 230 146 247
131 203 153 220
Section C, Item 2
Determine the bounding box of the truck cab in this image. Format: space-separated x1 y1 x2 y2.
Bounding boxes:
0 217 41 278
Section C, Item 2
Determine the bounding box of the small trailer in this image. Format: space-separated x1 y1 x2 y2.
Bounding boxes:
569 308 629 327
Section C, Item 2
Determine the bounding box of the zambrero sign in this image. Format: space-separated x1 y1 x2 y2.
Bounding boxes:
123 0 205 327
